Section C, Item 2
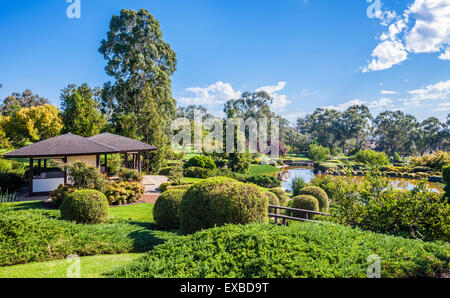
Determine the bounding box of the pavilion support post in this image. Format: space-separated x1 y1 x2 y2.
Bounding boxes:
63 156 67 184
124 153 128 169
29 158 34 194
44 159 47 170
138 152 142 173
38 159 41 176
96 155 100 169
104 154 108 175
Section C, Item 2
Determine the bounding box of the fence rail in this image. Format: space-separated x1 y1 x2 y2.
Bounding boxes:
268 204 331 225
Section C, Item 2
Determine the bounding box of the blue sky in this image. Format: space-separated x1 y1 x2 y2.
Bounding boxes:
0 0 449 123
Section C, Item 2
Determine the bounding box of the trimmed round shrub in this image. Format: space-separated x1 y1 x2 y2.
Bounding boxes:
167 184 193 191
179 177 268 234
60 189 109 224
185 155 216 170
244 175 281 188
265 191 279 214
159 167 173 176
159 182 172 192
298 186 329 212
269 188 289 206
183 167 211 179
154 189 186 230
50 184 76 207
104 181 144 205
292 195 319 219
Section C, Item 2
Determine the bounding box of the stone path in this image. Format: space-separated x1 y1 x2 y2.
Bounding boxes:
140 175 168 204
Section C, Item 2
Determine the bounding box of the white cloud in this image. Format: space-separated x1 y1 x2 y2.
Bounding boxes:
381 90 398 95
282 112 307 123
256 81 292 111
439 47 450 60
179 81 241 105
300 89 320 96
405 0 450 54
179 81 292 111
323 98 393 112
364 0 450 72
323 99 366 112
432 102 450 112
363 40 408 72
408 79 450 101
368 97 393 110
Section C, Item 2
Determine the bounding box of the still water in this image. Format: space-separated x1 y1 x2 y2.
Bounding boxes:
280 167 442 193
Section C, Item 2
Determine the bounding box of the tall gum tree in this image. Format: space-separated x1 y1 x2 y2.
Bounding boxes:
99 9 177 172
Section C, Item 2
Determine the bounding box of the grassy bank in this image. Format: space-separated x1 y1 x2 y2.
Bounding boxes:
0 253 144 278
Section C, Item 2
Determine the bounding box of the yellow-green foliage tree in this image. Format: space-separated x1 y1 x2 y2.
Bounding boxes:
1 104 63 146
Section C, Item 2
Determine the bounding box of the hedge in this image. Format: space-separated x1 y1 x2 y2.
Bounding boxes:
292 195 319 219
269 188 289 206
154 189 186 230
298 186 329 212
179 177 268 234
60 189 109 224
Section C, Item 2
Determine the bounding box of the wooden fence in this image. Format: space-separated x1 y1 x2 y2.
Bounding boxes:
268 204 331 225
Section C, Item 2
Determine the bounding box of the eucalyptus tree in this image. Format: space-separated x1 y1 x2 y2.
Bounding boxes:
1 89 49 116
99 9 177 171
341 105 373 152
374 111 418 156
413 117 445 154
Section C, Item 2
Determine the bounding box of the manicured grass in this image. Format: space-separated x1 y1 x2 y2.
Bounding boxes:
111 222 450 278
285 153 311 161
181 177 205 183
109 203 155 223
0 253 145 278
249 164 279 176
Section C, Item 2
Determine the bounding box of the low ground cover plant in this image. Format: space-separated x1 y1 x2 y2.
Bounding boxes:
0 207 175 266
110 222 450 278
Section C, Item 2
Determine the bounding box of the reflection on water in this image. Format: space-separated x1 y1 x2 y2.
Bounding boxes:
280 167 442 193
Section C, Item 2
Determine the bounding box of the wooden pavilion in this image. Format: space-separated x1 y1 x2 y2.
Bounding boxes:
4 133 157 195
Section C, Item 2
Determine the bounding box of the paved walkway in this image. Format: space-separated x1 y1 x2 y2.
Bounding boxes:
140 175 168 204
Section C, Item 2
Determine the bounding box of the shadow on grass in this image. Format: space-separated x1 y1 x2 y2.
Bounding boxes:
125 221 183 252
1 201 55 211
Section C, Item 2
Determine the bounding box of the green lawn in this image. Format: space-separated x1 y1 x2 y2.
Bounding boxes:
0 253 144 278
284 153 311 161
109 203 155 223
181 177 205 183
249 164 279 176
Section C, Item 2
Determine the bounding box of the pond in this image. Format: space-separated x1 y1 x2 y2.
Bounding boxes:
279 167 443 193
